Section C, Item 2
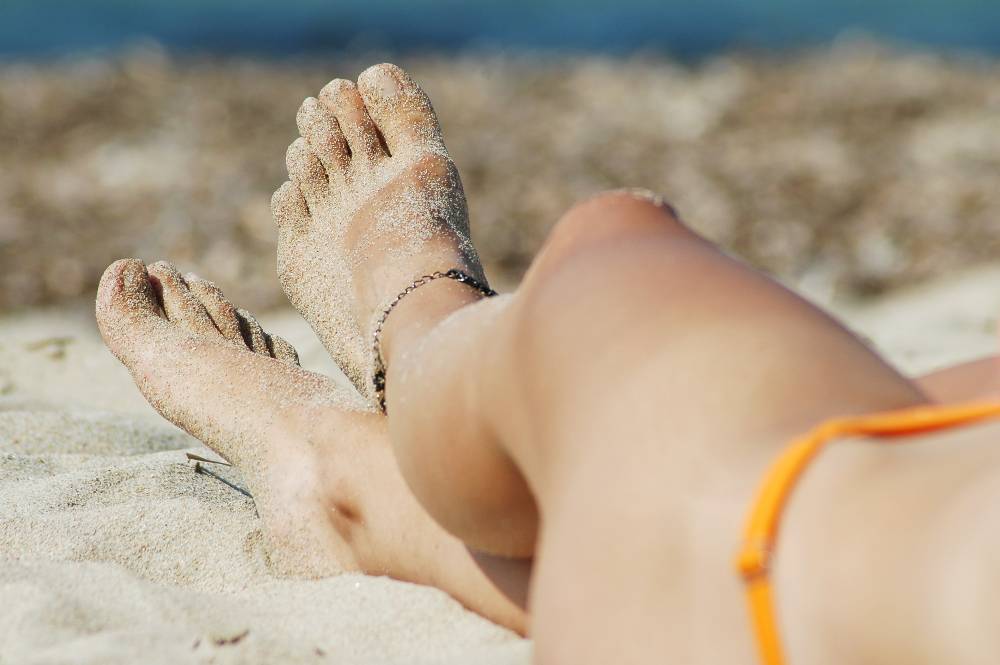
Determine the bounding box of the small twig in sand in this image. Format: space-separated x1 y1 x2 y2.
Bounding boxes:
188 456 253 500
23 336 74 360
213 629 249 646
185 452 232 466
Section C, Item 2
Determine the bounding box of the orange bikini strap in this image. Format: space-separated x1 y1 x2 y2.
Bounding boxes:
735 401 1000 665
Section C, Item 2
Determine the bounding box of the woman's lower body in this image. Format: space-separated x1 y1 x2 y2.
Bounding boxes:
97 64 1000 663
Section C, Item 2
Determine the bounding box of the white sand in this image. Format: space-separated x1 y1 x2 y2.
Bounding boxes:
0 307 527 664
1 271 996 663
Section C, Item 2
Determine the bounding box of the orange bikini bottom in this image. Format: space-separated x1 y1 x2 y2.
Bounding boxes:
736 401 1000 665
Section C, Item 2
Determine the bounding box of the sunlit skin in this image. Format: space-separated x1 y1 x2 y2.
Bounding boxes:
376 189 1000 664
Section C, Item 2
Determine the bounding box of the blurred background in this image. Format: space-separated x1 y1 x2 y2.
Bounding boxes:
2 0 999 313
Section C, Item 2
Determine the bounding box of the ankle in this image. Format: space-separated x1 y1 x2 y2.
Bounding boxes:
378 278 486 377
263 412 392 569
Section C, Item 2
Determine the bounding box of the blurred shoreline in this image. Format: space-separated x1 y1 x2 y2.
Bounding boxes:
7 0 1000 58
2 42 999 313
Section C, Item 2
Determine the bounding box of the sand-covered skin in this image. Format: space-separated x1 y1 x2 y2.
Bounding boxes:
95 258 378 579
274 64 485 400
89 258 531 635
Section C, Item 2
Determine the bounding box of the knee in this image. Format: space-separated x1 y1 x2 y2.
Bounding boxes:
519 189 702 309
495 191 701 413
570 188 683 224
528 189 696 281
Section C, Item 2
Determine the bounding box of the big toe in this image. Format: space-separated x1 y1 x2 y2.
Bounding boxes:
96 259 163 354
357 63 444 156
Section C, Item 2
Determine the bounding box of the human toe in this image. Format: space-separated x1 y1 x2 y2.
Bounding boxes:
319 78 387 165
146 261 218 335
356 63 444 155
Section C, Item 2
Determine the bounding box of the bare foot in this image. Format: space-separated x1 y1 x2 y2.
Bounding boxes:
95 259 525 629
96 257 380 576
271 63 488 401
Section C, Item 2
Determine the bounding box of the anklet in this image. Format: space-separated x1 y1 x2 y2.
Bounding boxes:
371 269 497 413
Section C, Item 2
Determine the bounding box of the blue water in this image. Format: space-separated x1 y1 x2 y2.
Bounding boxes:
3 0 1000 58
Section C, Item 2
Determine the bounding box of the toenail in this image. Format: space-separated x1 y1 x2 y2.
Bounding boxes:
121 263 148 292
372 69 401 99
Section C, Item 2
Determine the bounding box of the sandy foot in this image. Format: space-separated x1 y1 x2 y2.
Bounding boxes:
96 258 378 576
272 63 489 402
95 258 527 630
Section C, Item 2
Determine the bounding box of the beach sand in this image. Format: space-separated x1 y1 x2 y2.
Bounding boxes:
0 305 527 664
1 269 995 663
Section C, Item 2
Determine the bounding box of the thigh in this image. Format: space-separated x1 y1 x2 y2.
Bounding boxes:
499 192 930 660
494 192 927 489
386 190 928 628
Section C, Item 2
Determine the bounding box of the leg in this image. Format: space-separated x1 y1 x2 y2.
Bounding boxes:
378 191 928 662
382 190 927 548
272 64 994 661
266 62 934 658
95 259 525 633
272 63 541 603
270 61 1000 662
